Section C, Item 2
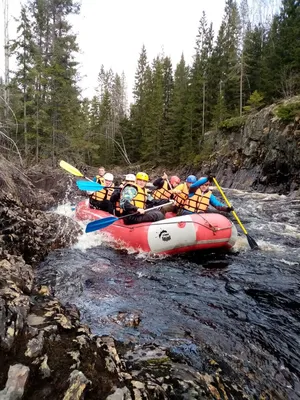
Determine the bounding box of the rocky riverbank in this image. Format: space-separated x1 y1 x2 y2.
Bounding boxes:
0 157 251 399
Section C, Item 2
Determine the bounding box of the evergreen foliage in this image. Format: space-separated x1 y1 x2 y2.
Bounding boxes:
275 100 300 122
1 0 299 167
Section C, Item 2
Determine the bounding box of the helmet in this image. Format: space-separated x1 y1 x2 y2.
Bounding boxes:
104 172 114 181
170 175 180 186
136 172 149 182
186 175 197 183
125 174 136 182
200 176 210 184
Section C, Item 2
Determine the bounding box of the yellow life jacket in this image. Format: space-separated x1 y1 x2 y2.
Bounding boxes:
122 183 148 210
153 181 172 200
183 189 212 213
174 183 189 207
91 183 114 202
95 175 105 185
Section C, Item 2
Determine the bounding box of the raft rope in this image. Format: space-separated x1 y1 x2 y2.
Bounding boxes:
197 213 217 232
114 219 231 233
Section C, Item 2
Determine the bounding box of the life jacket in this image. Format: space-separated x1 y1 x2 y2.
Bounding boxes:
153 181 172 200
183 189 212 213
174 183 189 207
91 183 114 202
121 183 148 210
95 175 105 185
115 199 123 215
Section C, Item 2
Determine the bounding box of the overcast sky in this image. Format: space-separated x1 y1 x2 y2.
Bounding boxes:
1 0 226 103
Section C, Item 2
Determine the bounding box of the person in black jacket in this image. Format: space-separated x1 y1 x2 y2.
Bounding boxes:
110 174 136 216
151 173 181 213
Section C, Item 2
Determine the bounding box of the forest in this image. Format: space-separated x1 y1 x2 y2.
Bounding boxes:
0 0 300 168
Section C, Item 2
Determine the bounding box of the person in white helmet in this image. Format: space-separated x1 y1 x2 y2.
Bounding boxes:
89 172 115 213
110 174 136 216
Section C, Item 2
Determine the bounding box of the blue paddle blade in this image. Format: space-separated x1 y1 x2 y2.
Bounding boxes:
85 216 118 233
76 180 104 191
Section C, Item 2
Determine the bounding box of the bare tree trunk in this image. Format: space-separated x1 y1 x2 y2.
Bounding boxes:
52 114 56 166
240 51 244 117
202 76 206 136
219 80 223 123
35 76 40 164
24 89 27 156
51 3 57 167
4 0 10 119
23 46 28 157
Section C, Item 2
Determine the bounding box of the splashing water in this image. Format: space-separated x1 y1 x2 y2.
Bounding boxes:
37 189 300 398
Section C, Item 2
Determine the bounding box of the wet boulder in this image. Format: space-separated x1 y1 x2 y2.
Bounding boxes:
0 194 81 265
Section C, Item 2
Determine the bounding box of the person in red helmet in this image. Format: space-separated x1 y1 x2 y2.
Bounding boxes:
152 172 181 200
151 172 181 213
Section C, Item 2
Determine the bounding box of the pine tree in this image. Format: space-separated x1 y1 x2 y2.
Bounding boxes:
10 4 35 157
130 45 149 161
275 0 300 97
239 0 249 115
223 0 241 113
168 54 190 163
160 56 174 164
10 0 82 164
243 24 266 98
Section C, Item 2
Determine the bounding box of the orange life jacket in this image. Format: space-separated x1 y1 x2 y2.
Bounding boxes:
183 189 212 213
174 183 189 207
91 183 114 202
153 181 173 200
95 175 105 185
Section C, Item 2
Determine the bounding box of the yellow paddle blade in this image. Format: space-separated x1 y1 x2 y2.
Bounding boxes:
59 160 84 177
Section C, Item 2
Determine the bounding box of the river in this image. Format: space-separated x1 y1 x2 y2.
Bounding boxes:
37 188 300 399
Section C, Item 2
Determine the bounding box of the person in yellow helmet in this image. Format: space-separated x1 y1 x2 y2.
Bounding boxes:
120 172 164 225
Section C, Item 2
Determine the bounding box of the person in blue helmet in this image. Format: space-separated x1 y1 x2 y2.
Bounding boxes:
179 175 233 215
172 175 198 213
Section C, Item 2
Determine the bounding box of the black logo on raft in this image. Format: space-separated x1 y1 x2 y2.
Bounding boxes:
159 230 171 242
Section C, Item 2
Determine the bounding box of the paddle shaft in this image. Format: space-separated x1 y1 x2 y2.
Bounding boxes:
85 201 174 232
117 201 173 220
213 178 248 235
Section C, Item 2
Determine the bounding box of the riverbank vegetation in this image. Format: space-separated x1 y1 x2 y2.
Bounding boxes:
1 0 299 168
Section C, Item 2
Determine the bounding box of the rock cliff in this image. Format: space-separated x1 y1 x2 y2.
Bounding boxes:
197 97 300 196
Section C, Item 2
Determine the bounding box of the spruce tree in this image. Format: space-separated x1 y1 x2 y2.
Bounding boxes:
168 54 190 163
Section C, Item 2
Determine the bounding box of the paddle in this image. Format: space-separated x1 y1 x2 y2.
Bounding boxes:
76 180 104 191
76 180 122 191
213 177 259 250
85 201 173 233
164 173 172 190
59 160 93 181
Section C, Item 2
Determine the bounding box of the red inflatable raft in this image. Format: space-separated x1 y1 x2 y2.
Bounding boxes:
75 199 237 255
